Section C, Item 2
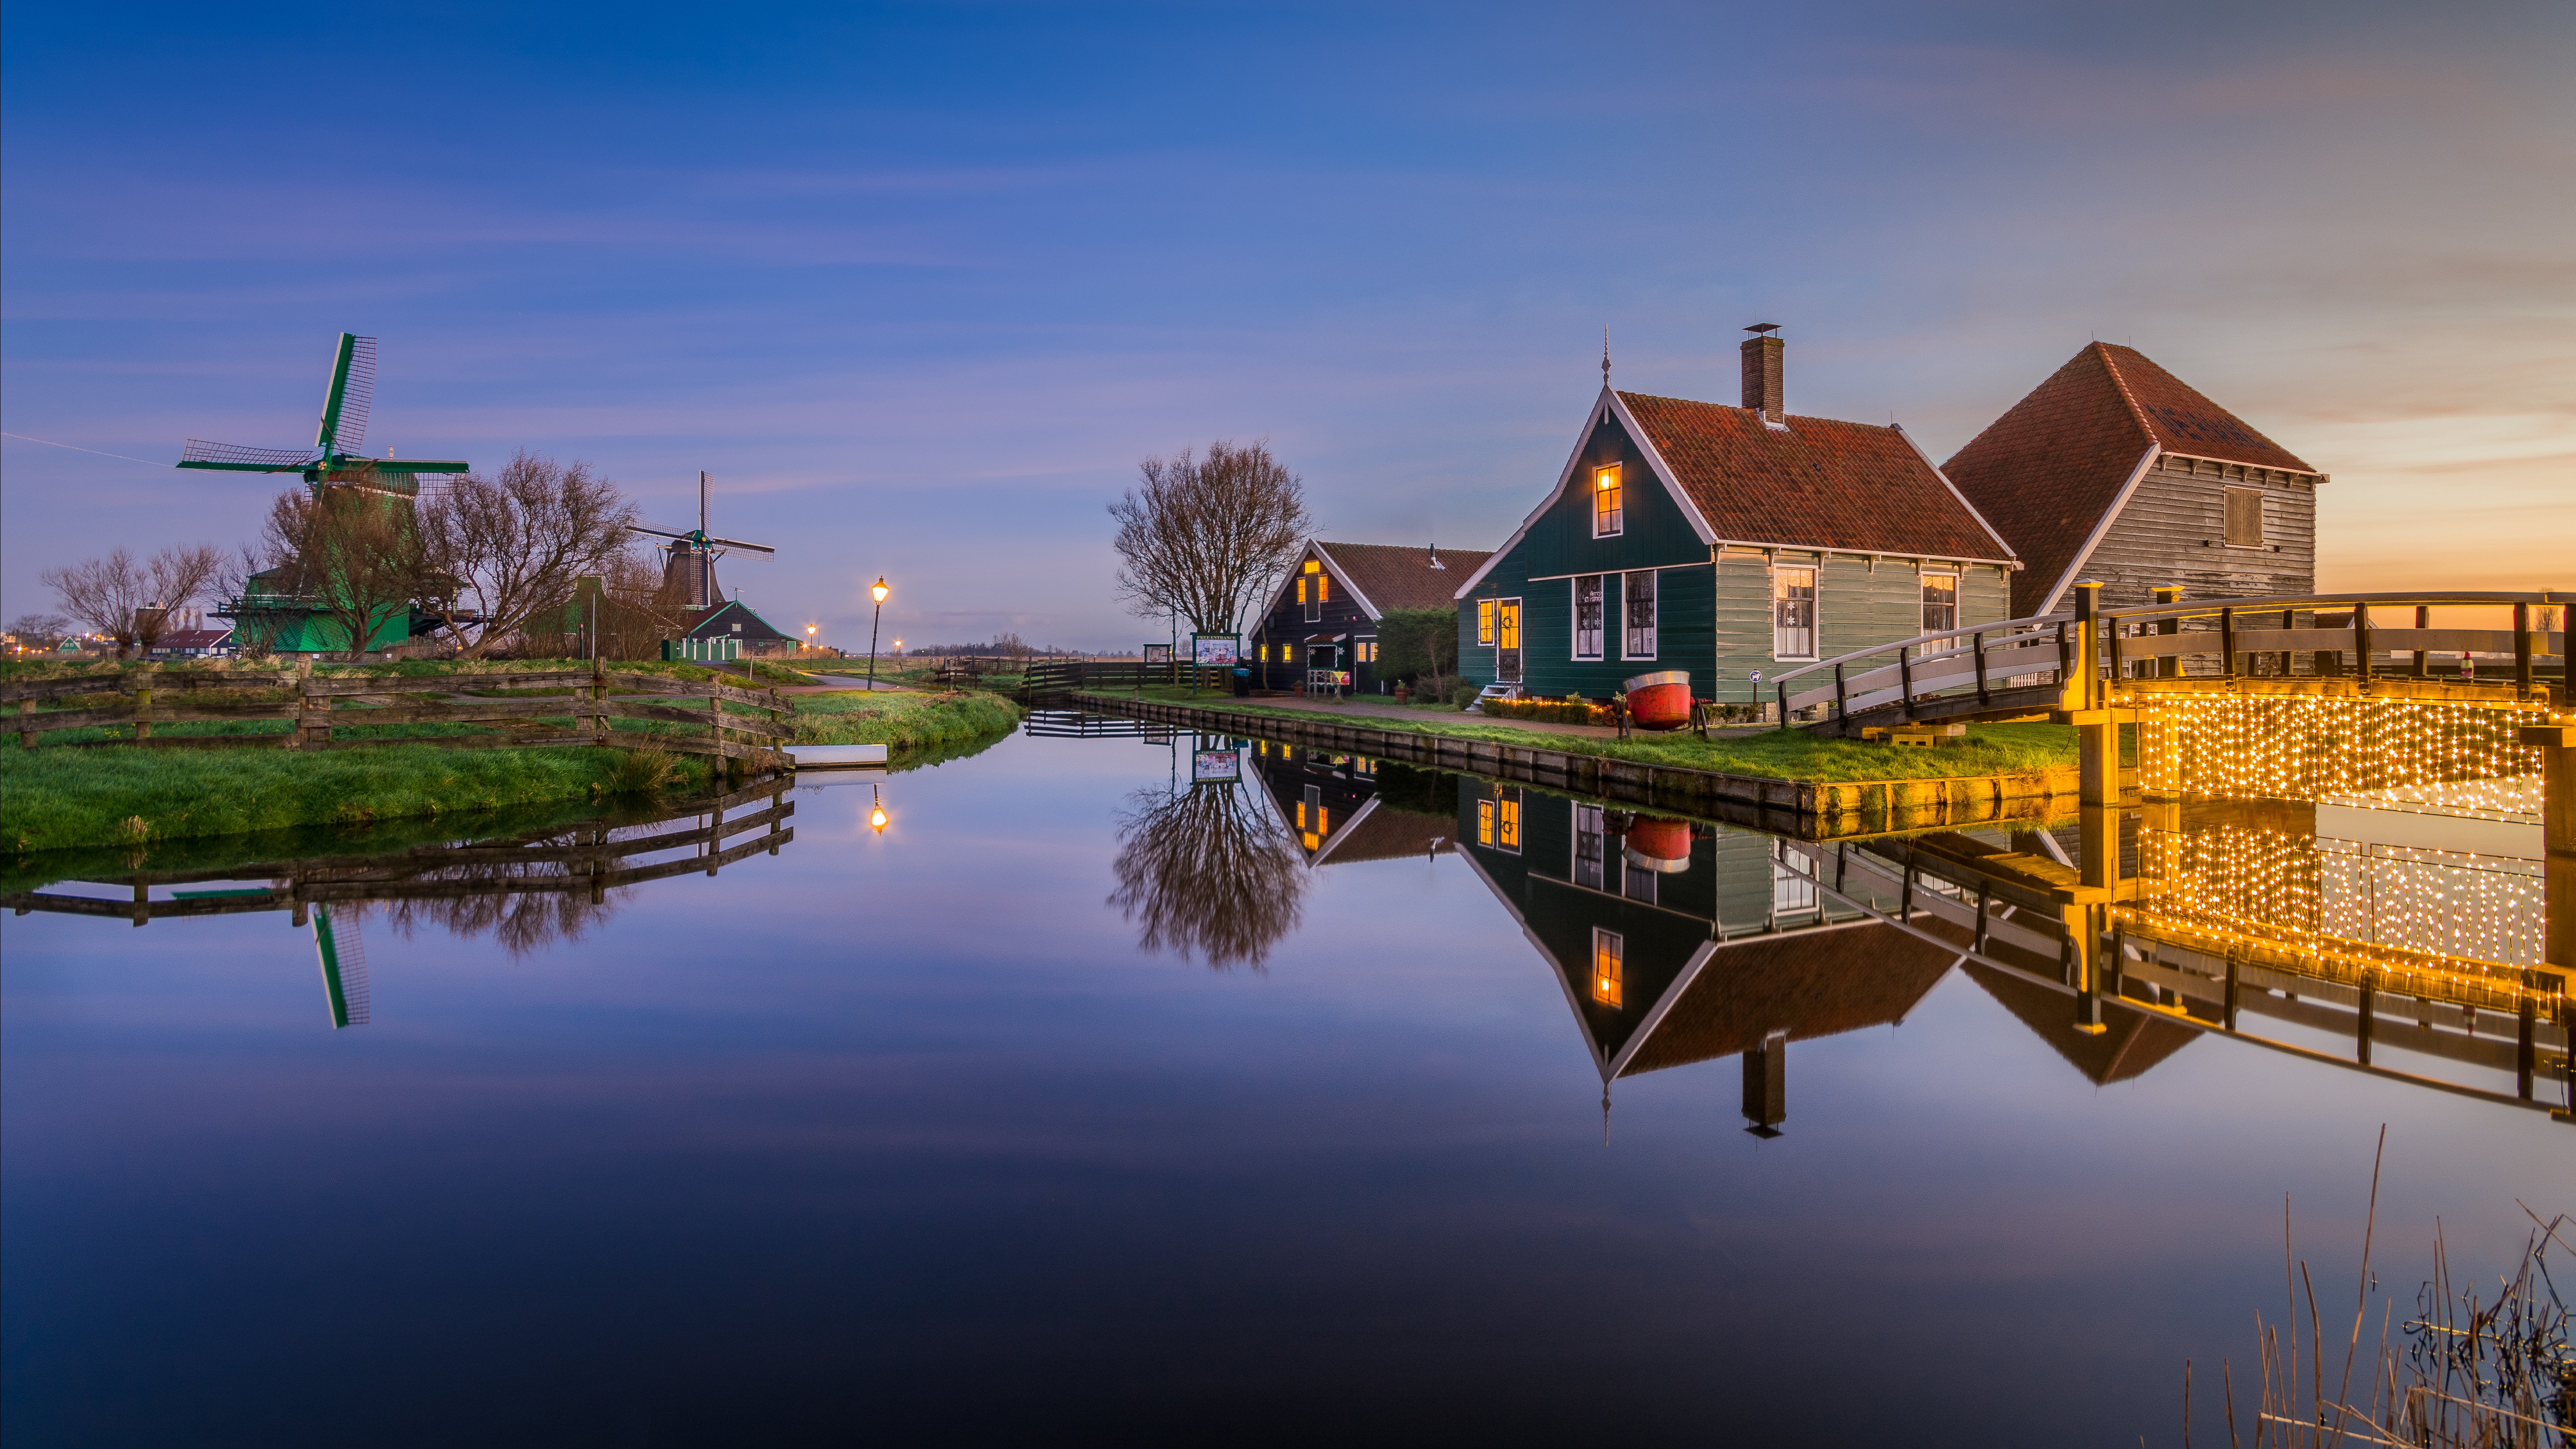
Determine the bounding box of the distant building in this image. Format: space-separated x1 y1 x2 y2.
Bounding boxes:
664 599 800 661
1250 540 1492 694
1942 343 2325 616
1454 328 2020 707
148 628 235 660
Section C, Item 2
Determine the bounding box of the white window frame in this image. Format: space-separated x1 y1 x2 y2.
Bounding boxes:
1920 571 1957 636
1475 598 1496 646
1590 927 1625 1008
1571 574 1605 660
1772 564 1818 661
1622 569 1657 660
1573 803 1607 891
1591 463 1624 539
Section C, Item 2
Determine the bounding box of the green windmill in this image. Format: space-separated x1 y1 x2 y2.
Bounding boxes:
311 904 372 1029
180 334 471 655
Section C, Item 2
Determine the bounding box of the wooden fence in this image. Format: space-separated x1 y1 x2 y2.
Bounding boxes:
3 665 792 770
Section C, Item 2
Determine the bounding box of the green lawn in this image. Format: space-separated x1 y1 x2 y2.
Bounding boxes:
787 689 1023 750
1108 687 2075 784
0 742 712 854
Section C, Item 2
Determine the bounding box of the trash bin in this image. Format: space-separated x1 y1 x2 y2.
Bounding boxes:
1232 667 1251 698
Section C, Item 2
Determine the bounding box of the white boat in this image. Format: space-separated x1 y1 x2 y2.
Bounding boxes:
787 744 888 769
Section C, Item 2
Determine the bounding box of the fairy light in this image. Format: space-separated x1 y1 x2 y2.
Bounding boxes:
2130 690 2552 809
2125 821 2557 1015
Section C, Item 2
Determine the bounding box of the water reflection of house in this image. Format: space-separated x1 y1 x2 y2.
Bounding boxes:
1454 779 1956 1134
1250 741 1456 865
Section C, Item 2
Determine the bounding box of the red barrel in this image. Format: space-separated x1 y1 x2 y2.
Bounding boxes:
1623 670 1692 730
1621 816 1692 872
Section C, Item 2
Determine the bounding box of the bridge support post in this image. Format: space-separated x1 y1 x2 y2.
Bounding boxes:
2528 725 2575 986
2067 902 2108 1036
1743 1029 1787 1137
2153 585 2183 678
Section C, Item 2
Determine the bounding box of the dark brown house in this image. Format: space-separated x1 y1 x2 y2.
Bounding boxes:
1250 539 1491 693
1943 343 2327 616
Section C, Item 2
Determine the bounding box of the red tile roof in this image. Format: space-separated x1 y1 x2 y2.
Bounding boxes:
1615 392 2014 563
1313 541 1492 616
1941 344 2316 615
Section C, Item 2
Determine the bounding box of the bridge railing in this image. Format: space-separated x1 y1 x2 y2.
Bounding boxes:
1769 614 2075 725
2093 591 2564 696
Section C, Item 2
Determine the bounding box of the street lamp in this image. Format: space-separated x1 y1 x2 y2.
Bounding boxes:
867 577 890 691
805 623 817 655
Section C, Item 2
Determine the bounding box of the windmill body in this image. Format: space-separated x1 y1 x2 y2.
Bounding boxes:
631 471 785 661
180 334 471 656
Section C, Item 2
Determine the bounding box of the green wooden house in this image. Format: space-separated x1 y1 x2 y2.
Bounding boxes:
1453 329 2021 709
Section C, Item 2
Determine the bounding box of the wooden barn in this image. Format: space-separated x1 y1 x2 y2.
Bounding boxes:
1453 328 2020 709
1249 540 1491 694
1941 343 2325 617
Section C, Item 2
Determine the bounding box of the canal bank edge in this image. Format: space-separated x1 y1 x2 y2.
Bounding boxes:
1071 692 2079 833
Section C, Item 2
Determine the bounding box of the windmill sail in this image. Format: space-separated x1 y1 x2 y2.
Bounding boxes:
316 334 377 456
312 904 372 1028
181 439 320 470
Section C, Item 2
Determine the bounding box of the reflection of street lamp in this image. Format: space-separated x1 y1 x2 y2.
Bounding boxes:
870 783 890 834
867 577 889 691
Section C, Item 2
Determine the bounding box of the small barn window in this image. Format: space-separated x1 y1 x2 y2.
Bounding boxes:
1773 567 1817 660
1624 571 1656 658
1476 598 1496 646
1921 573 1957 634
1476 798 1496 847
1592 464 1623 537
1573 575 1605 659
1498 788 1521 849
1591 928 1624 1008
2225 487 2265 548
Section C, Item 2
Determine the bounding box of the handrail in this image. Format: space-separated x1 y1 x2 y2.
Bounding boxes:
1768 613 2074 723
2098 590 2565 626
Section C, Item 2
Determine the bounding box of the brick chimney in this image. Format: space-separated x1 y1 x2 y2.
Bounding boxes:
1741 323 1784 422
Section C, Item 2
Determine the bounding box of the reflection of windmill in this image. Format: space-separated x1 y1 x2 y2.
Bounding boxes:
631 471 776 610
311 904 372 1029
177 333 469 497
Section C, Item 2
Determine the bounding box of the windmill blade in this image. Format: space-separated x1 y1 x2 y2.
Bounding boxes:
180 438 318 470
315 333 377 456
312 904 372 1028
366 458 471 476
704 536 776 555
627 525 695 543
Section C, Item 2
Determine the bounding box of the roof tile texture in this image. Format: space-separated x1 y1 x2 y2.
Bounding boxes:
1615 392 2012 561
1942 344 2315 615
1314 541 1491 615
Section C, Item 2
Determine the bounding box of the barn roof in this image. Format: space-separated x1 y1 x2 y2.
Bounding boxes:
1313 541 1492 617
1941 343 2319 615
682 599 796 644
1617 920 1958 1076
1961 961 2198 1085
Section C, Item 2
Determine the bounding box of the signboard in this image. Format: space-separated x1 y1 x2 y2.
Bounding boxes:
1191 633 1241 668
1191 746 1242 784
1143 644 1174 665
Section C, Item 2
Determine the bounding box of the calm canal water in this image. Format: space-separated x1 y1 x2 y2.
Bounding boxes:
4 721 2565 1445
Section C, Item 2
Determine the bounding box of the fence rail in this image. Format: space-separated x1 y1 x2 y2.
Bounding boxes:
3 666 791 767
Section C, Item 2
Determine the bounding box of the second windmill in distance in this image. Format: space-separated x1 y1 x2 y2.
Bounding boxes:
632 470 775 610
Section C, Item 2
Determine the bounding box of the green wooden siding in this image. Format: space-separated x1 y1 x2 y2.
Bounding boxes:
1707 551 2014 703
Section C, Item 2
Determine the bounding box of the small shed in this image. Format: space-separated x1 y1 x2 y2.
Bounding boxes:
664 599 799 661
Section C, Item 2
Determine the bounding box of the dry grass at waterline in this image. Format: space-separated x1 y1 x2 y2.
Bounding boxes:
0 744 713 854
2180 1130 2572 1447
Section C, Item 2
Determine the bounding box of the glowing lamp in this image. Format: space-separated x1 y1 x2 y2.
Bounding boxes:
870 784 890 834
871 578 890 605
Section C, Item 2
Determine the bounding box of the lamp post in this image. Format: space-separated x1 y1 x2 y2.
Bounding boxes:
805 623 817 656
867 577 889 691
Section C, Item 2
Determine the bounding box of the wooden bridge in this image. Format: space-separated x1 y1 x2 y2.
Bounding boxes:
1768 587 2564 735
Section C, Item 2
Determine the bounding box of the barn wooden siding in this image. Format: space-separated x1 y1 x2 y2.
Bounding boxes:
1708 550 2013 704
2076 453 2318 611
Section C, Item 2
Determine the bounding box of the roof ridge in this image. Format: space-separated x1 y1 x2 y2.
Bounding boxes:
2088 342 2159 451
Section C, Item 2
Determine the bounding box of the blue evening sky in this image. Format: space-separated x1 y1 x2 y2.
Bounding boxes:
3 1 2568 648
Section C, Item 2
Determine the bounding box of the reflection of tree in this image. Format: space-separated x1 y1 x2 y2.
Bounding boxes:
356 824 636 957
1109 783 1306 970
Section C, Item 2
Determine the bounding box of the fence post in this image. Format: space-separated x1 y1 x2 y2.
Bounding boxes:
592 661 607 745
19 696 35 751
2219 608 2237 679
1972 631 1989 706
297 660 326 749
2412 604 2429 678
133 667 155 743
2152 585 2182 678
2355 602 2374 683
1896 645 1914 721
709 691 728 782
2514 600 2533 696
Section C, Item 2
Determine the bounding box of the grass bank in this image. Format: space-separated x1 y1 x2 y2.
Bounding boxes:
789 689 1023 751
1111 687 2074 784
0 742 711 854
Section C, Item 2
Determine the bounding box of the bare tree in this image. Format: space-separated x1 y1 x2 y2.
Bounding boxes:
42 544 224 659
512 545 689 661
418 452 640 658
8 612 73 653
259 487 435 661
1107 782 1308 969
1109 439 1309 635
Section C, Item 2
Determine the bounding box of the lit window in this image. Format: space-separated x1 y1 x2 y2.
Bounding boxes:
1591 928 1624 1007
1497 790 1521 850
2225 487 2265 548
1476 599 1496 645
1772 567 1817 660
1623 572 1656 658
1592 464 1623 537
1496 600 1520 650
1921 573 1957 635
1574 575 1604 659
1476 799 1495 845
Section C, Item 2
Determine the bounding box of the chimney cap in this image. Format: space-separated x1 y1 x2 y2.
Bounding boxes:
1743 323 1781 336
